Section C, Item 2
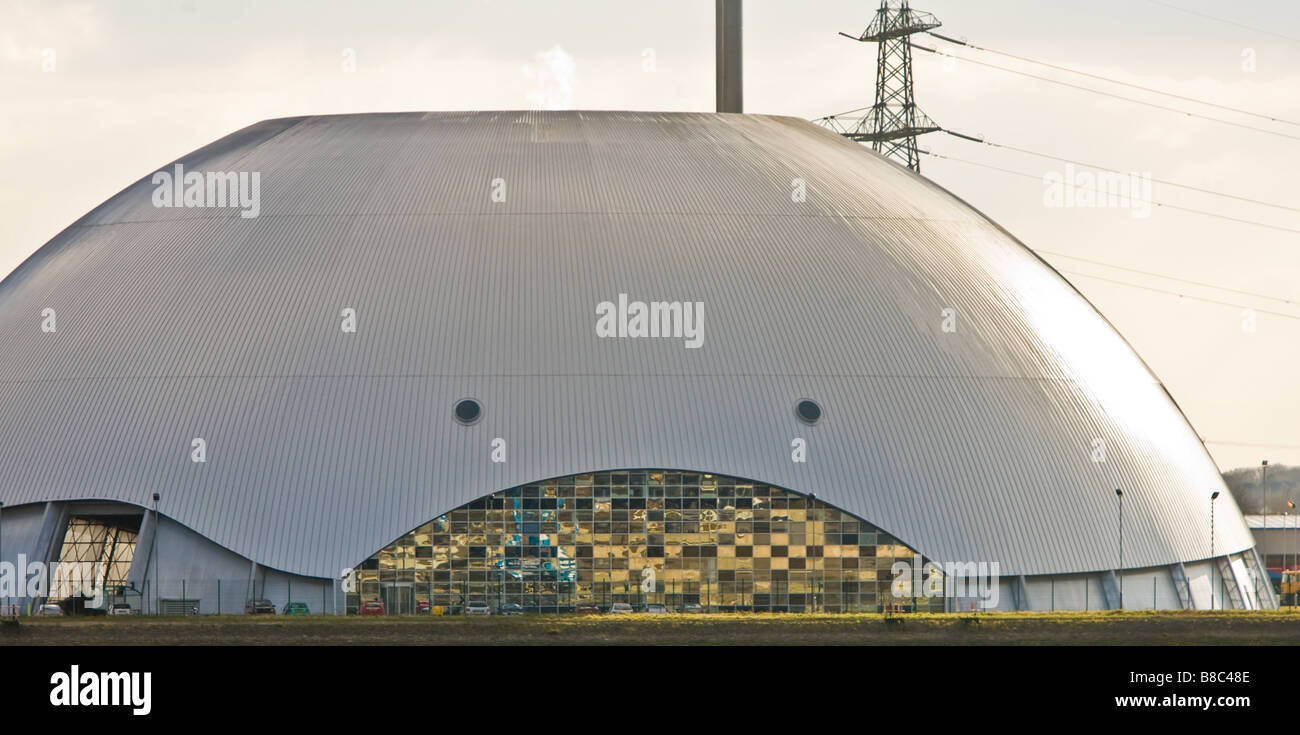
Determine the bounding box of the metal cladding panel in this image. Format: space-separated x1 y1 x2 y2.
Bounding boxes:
0 111 1250 578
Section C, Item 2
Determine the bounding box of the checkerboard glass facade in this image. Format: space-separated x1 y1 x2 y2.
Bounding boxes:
352 471 940 613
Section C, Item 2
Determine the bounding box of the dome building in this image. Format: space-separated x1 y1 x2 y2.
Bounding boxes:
0 110 1272 614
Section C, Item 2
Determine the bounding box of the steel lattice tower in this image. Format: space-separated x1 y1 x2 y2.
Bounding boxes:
822 1 941 172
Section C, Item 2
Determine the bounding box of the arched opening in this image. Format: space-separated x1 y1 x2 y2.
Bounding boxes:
350 470 939 614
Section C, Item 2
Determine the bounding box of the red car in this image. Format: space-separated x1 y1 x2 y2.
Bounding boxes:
416 600 432 614
358 600 386 616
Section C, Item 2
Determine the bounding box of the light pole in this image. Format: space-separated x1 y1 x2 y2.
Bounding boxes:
1291 501 1298 606
150 492 160 615
1286 504 1294 574
1261 460 1270 548
1210 490 1220 610
1115 488 1123 609
1290 501 1297 575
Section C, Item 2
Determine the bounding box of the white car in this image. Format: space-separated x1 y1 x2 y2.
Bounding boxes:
608 602 634 614
36 604 64 616
463 601 492 616
645 604 668 614
107 603 135 616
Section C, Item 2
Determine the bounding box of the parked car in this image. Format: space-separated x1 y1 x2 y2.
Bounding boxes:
682 603 704 614
498 602 524 615
645 603 668 614
107 603 135 616
416 599 432 614
358 600 386 616
282 601 310 616
574 602 602 615
36 603 64 616
463 601 492 616
608 602 634 614
243 599 276 615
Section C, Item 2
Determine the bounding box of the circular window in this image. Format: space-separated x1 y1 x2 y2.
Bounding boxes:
795 399 822 425
454 399 482 425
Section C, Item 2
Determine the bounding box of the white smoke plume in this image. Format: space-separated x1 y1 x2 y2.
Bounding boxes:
523 45 577 109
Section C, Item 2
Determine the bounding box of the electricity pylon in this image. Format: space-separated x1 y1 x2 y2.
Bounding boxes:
819 1 942 172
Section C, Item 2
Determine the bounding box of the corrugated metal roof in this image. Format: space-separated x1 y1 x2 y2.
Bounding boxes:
0 111 1252 578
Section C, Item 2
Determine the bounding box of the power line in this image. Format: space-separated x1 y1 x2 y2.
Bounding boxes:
1057 269 1300 321
922 149 1300 236
941 131 1300 215
815 104 872 121
908 41 1300 143
926 30 1300 127
1037 250 1300 306
1204 440 1300 450
1143 0 1300 45
1040 251 1300 306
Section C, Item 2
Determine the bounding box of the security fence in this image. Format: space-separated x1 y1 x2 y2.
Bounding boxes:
2 569 1285 616
5 577 350 616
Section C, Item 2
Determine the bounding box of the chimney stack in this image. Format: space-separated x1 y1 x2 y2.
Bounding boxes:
716 0 742 113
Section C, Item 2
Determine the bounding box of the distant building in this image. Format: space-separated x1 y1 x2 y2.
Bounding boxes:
1244 516 1300 571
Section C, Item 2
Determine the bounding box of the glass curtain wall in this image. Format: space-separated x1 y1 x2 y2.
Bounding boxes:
352 470 940 614
48 516 138 603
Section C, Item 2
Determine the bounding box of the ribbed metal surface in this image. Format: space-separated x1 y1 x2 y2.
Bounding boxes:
0 111 1251 578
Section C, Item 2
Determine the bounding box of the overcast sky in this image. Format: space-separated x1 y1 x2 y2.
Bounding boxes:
3 0 1297 472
